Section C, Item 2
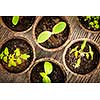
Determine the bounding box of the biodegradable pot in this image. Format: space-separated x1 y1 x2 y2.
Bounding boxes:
0 36 36 74
33 16 71 52
77 16 100 33
63 38 100 76
29 58 67 83
0 16 36 33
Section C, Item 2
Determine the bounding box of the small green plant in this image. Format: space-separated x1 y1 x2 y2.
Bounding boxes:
12 16 19 25
40 61 53 83
83 16 100 29
0 47 30 67
37 22 67 43
70 39 94 68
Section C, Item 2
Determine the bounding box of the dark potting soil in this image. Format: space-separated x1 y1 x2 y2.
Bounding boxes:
78 16 100 31
30 61 66 83
2 16 35 32
35 16 70 49
0 39 33 73
65 41 100 75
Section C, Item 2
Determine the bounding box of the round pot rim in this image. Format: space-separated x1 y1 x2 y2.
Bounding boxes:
63 38 100 76
0 35 36 75
29 57 67 83
77 16 100 34
0 16 36 34
32 16 72 52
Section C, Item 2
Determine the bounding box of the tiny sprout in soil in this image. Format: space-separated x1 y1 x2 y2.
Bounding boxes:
83 16 100 29
40 61 53 83
12 16 19 25
70 39 94 68
37 22 67 43
0 47 30 67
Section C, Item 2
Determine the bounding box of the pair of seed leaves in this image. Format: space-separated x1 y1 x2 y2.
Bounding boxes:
70 39 94 68
12 16 19 25
0 47 30 67
40 61 53 83
37 22 67 43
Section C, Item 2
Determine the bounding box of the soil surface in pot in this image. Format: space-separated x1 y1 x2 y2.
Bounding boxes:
2 16 35 32
35 16 70 49
78 16 100 31
30 61 66 83
65 41 100 75
0 39 33 73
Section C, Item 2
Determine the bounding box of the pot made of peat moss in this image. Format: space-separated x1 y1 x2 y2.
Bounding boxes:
0 16 36 33
63 38 100 76
29 58 67 83
77 16 100 33
33 16 71 52
0 36 36 74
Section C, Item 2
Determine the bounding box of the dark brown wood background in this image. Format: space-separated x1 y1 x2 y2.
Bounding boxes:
0 16 100 83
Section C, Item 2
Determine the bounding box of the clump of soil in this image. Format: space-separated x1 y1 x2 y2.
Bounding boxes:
35 16 70 49
0 39 33 73
65 41 100 75
30 61 66 83
2 16 35 32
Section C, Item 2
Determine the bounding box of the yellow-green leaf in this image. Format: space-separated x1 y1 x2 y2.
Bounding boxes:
44 61 53 75
8 59 16 67
42 76 51 83
17 58 22 64
52 22 66 34
89 45 94 60
3 56 8 63
81 39 87 51
86 53 89 59
37 31 52 43
74 58 81 68
14 48 20 57
0 52 4 59
3 47 9 56
21 54 30 60
12 16 19 25
70 46 79 54
74 51 78 58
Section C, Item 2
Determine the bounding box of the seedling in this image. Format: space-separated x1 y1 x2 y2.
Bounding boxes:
83 16 100 29
0 47 30 67
70 39 94 68
37 22 67 43
12 16 19 25
40 61 53 83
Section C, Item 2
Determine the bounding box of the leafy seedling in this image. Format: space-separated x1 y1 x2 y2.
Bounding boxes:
0 47 30 67
40 61 53 83
12 16 19 26
70 39 94 68
37 22 67 43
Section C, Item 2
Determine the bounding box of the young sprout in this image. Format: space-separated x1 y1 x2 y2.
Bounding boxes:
0 47 30 67
83 16 100 29
12 16 19 25
37 22 67 43
40 61 53 83
70 39 94 68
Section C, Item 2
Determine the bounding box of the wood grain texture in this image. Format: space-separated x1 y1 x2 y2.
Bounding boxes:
0 16 100 83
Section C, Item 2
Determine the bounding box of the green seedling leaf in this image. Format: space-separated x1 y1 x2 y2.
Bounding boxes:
74 58 81 68
3 56 8 63
3 47 9 56
21 54 30 60
8 59 16 67
37 31 52 43
40 72 51 83
89 45 94 60
70 46 79 54
94 20 98 24
81 39 87 51
0 52 4 59
44 61 53 75
14 48 20 57
89 22 94 26
52 22 66 34
74 51 79 58
86 53 89 59
17 58 22 64
95 24 99 29
42 76 51 83
12 16 19 25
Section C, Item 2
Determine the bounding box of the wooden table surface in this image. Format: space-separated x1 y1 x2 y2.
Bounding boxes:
0 16 100 83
